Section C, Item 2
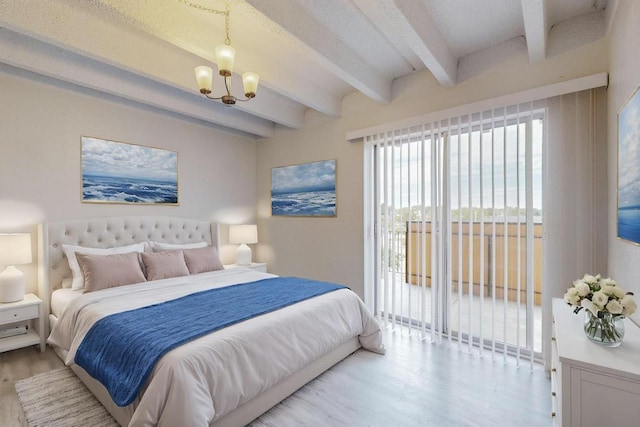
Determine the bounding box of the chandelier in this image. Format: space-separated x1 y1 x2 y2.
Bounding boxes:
182 0 259 106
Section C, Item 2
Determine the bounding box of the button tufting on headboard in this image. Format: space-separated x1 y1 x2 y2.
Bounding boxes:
40 217 219 331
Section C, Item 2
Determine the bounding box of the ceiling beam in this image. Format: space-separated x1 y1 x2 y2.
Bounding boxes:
521 0 548 63
245 0 391 104
0 0 303 131
353 0 457 87
0 29 275 138
349 0 423 71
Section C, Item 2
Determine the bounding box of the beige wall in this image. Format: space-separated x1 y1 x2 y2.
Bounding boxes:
607 1 640 297
0 70 258 293
257 41 608 299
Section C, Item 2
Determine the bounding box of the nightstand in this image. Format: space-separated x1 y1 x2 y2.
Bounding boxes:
0 293 45 353
224 262 268 273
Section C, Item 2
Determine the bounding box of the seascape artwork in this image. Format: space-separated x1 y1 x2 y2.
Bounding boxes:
271 159 336 217
618 86 640 244
81 137 178 204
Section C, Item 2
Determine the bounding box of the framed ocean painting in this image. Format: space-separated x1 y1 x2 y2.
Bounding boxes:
81 136 178 205
618 85 640 244
271 159 336 217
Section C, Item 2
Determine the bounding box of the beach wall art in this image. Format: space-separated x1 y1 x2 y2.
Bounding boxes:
271 159 336 217
618 85 640 244
81 136 178 205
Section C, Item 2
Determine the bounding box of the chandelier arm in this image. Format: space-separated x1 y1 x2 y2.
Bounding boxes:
202 93 225 101
224 76 232 96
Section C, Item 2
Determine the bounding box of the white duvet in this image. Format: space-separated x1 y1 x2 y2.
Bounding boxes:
48 269 384 426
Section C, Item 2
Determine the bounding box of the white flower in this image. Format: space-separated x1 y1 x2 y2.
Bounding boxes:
592 291 609 307
621 295 637 316
606 299 624 315
612 287 626 299
600 277 617 287
564 287 580 306
567 274 634 317
581 299 600 316
574 280 590 297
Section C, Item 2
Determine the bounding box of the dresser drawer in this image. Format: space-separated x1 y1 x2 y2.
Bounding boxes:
0 304 39 323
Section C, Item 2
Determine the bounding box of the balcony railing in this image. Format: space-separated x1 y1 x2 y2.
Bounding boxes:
384 221 543 306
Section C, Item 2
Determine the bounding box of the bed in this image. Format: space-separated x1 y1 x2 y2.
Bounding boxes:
39 216 384 426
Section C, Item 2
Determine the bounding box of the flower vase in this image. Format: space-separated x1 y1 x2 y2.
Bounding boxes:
583 311 625 347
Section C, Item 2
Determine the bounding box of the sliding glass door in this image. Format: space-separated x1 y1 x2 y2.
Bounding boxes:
365 104 544 361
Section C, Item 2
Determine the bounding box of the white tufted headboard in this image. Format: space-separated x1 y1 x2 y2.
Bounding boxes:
38 216 219 331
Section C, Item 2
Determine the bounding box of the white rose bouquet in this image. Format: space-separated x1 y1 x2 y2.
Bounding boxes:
564 274 636 317
564 274 636 344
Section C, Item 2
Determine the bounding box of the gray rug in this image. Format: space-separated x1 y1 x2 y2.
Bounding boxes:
15 367 118 427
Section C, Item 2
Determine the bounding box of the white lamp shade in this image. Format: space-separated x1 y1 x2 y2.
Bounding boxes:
242 72 259 96
0 233 32 265
194 66 213 92
229 225 258 244
215 44 236 75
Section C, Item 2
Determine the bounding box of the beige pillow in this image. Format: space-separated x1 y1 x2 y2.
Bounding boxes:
141 250 190 281
76 252 146 293
183 246 224 275
62 242 146 290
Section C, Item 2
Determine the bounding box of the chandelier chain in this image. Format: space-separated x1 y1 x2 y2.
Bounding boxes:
178 0 231 45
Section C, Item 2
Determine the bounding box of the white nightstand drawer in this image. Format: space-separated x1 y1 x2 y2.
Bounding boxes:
0 304 39 323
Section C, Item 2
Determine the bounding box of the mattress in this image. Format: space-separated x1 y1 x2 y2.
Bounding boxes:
51 288 84 318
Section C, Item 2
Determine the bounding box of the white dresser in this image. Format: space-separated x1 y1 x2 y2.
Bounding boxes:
551 298 640 426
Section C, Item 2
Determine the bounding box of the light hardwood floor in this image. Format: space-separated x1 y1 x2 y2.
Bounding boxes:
1 328 552 426
0 344 63 426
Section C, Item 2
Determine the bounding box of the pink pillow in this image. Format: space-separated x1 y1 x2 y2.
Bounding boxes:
76 252 146 293
183 246 224 274
141 250 190 281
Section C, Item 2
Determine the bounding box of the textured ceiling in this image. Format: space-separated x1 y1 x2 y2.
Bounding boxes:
0 0 612 138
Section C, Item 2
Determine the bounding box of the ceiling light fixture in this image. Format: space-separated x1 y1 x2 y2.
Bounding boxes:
181 0 259 106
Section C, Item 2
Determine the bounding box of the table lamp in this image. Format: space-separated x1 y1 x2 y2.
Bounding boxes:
0 233 32 303
229 225 258 266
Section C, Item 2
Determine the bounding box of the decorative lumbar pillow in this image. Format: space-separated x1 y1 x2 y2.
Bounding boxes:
183 246 224 275
62 243 146 291
148 241 208 252
76 252 146 293
141 250 190 281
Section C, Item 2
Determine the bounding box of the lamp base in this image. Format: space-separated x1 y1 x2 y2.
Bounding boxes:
236 243 252 266
0 266 25 303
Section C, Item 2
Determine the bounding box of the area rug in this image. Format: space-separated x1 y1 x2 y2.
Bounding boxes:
15 367 118 427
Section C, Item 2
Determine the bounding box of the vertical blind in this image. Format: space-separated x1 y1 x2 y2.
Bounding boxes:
364 101 545 363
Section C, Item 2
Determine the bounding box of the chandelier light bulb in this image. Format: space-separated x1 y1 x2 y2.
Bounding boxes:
215 44 235 76
194 66 213 94
242 72 259 98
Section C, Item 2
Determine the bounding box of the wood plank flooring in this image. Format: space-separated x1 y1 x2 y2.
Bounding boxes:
253 327 552 426
1 328 551 426
0 345 63 426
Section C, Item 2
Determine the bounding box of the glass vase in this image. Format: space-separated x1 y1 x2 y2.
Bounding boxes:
583 311 625 347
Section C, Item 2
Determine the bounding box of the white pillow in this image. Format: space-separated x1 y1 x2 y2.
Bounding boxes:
62 242 146 291
149 241 207 252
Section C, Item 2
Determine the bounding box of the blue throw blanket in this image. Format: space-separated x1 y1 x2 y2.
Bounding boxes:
74 277 346 406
